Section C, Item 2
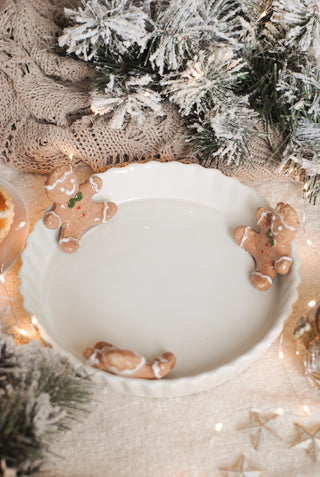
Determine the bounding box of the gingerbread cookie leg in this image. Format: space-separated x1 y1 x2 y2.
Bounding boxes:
83 341 176 379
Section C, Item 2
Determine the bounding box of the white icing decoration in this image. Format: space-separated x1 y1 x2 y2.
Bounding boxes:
274 256 292 267
90 176 100 193
48 210 62 226
109 356 146 377
271 210 298 235
102 202 110 222
64 184 76 196
278 225 282 231
257 210 269 224
60 187 65 192
252 271 273 285
45 166 73 190
152 357 168 379
240 226 250 248
71 178 75 184
59 237 80 245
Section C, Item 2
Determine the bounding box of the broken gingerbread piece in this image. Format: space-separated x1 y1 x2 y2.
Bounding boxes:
83 341 176 379
233 202 299 291
44 166 117 253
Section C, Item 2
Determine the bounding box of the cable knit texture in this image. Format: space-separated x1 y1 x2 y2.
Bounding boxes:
0 0 189 173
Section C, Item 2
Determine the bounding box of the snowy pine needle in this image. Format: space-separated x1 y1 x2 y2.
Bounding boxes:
272 0 320 58
0 335 93 475
161 48 248 116
91 74 163 128
59 0 150 61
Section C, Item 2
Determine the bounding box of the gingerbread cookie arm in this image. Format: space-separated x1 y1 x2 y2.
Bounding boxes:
255 207 271 227
44 209 62 230
233 226 258 257
83 342 176 379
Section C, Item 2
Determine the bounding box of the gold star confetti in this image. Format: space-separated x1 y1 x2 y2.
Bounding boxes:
291 423 320 462
238 410 282 449
219 454 264 477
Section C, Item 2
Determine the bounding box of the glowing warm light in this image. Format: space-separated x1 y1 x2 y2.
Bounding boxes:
17 328 28 336
259 10 267 19
302 405 310 414
307 239 312 246
19 221 26 229
143 91 151 97
296 351 300 356
303 182 309 191
0 274 5 284
69 153 73 161
279 351 284 360
308 300 317 308
275 408 284 415
31 316 38 325
215 422 224 432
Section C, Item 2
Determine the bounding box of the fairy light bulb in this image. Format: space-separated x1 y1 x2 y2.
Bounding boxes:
215 422 224 432
17 327 28 337
31 316 38 325
275 408 284 415
302 405 310 414
0 274 5 284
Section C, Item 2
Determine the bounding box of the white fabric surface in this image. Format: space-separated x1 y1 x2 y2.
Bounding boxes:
1 160 320 477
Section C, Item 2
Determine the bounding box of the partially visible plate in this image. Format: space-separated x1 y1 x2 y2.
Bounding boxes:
0 179 29 274
19 162 300 397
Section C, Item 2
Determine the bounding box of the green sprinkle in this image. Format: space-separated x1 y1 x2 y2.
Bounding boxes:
75 192 83 201
266 229 274 247
68 198 76 208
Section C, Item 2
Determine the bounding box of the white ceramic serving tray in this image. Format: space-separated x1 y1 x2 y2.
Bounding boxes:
19 162 300 397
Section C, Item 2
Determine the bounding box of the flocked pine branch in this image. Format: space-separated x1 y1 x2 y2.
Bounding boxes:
281 117 320 203
148 0 248 74
91 73 163 128
59 0 150 61
272 0 320 58
189 93 259 166
0 334 93 475
161 48 248 116
276 57 320 123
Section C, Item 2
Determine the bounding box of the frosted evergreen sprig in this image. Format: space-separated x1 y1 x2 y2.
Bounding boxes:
272 0 320 58
0 335 93 475
59 0 150 61
190 93 258 166
148 0 247 74
161 48 248 117
276 58 320 123
91 74 163 128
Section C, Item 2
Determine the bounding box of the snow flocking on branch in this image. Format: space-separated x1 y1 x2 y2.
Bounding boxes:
148 0 248 74
59 0 150 61
272 0 320 58
161 48 248 116
91 74 164 129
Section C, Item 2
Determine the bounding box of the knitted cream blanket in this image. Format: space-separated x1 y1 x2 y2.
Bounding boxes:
0 0 188 174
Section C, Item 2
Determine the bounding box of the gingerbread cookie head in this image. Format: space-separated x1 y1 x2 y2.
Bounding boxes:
45 165 80 205
270 202 299 245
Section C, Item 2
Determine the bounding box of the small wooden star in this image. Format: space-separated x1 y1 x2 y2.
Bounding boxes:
219 454 264 477
238 410 282 449
291 423 320 462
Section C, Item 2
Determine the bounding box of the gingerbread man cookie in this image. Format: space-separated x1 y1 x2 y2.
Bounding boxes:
83 341 176 379
233 202 299 291
44 166 117 253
